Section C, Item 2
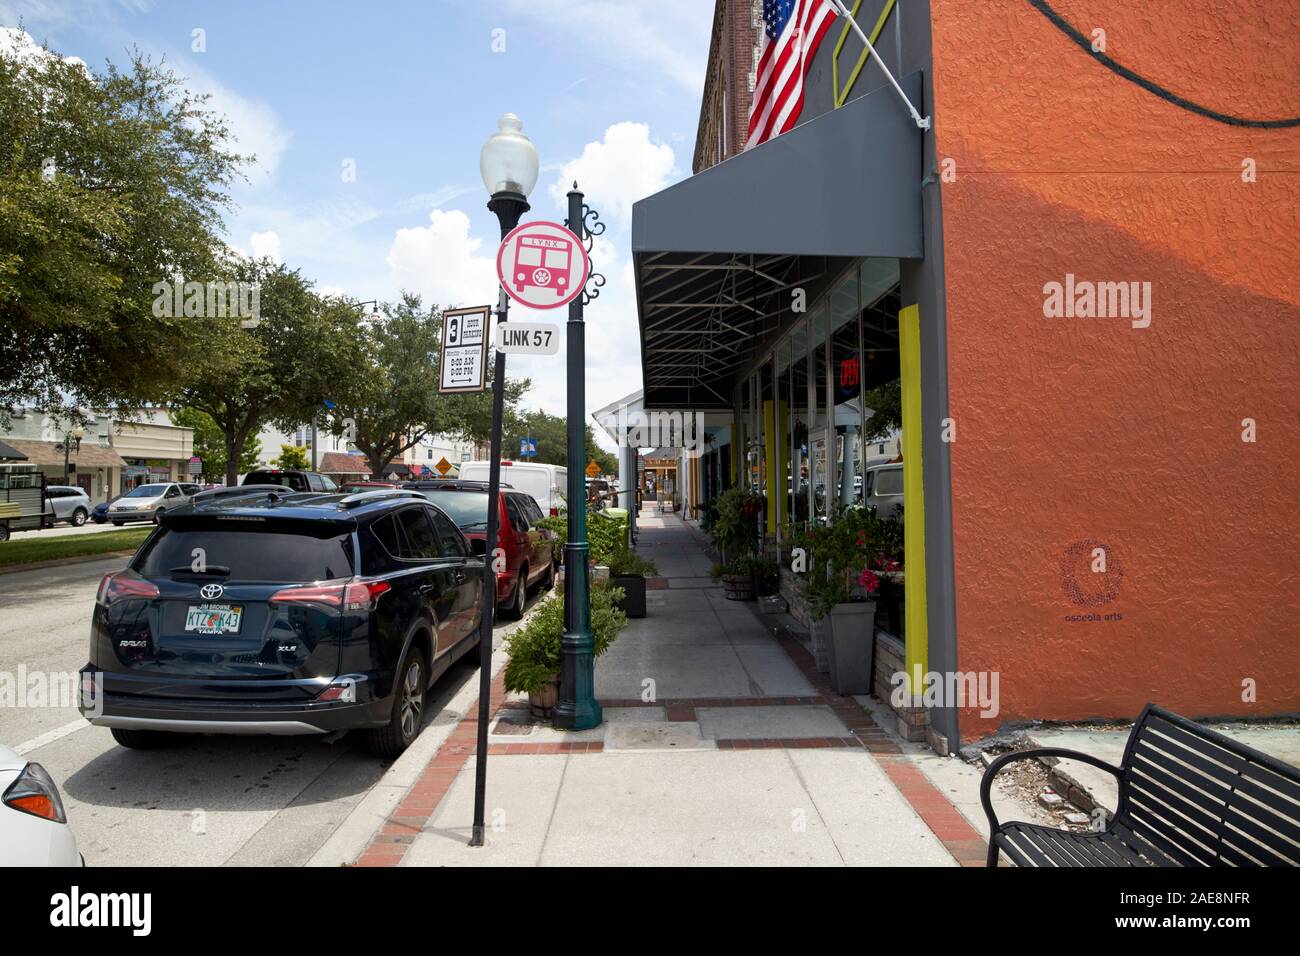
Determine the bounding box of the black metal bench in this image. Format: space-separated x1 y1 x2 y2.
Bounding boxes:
980 703 1300 867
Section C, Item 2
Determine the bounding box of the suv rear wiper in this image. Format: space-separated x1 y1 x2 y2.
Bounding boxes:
168 565 232 576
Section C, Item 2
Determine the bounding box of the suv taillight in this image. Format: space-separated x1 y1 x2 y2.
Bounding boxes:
96 570 160 607
270 578 390 612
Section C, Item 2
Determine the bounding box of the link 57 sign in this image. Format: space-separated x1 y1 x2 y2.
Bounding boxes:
439 305 490 393
495 321 560 355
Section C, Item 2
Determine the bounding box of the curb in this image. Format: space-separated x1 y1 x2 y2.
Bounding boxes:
0 549 137 575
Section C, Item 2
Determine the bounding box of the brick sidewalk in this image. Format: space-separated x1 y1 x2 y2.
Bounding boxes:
354 507 986 867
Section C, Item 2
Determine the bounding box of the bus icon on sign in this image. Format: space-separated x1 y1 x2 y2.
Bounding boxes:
514 233 572 297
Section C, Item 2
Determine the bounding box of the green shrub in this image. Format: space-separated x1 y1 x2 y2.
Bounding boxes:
608 546 657 577
502 582 627 694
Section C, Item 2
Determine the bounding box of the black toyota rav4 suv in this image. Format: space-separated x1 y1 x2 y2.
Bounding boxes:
78 488 483 757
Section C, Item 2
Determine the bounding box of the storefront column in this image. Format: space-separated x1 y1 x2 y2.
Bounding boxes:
763 399 787 536
899 304 929 698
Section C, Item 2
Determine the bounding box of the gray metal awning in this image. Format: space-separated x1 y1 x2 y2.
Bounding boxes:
632 72 924 410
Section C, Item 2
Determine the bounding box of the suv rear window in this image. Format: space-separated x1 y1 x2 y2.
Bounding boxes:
136 522 355 582
415 490 490 530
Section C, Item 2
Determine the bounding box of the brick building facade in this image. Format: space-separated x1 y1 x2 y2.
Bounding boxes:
693 0 761 174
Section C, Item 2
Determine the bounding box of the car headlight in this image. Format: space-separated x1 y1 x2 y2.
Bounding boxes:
3 762 67 823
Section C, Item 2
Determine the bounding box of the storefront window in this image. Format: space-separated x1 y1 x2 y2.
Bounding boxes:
789 318 810 528
830 273 862 510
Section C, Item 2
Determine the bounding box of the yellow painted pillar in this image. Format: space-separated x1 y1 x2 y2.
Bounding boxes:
763 400 788 534
899 305 929 700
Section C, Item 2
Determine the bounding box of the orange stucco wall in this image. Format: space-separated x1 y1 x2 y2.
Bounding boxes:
929 0 1300 736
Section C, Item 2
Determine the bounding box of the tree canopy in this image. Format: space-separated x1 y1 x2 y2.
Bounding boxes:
0 39 247 420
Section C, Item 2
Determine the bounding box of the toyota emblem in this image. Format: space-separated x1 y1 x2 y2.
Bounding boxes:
200 583 225 600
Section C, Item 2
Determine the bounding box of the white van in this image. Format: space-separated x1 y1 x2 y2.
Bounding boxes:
457 461 568 515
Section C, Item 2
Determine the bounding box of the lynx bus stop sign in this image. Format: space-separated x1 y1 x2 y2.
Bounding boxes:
496 220 589 311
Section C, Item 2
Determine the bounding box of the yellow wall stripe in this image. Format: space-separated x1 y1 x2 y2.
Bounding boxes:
899 304 929 698
832 0 898 109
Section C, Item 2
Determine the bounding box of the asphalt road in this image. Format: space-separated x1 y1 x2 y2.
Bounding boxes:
0 556 530 866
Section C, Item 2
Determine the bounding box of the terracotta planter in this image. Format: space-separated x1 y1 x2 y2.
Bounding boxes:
721 573 756 601
529 674 560 719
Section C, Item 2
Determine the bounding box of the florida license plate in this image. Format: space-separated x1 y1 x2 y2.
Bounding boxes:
184 603 243 635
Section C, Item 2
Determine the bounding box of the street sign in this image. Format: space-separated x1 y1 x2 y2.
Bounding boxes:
435 457 452 476
496 220 589 310
439 305 490 393
519 437 536 458
585 461 600 478
188 456 202 476
495 321 560 355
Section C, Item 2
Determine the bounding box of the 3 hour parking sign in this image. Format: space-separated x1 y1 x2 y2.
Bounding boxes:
439 305 489 393
496 220 589 310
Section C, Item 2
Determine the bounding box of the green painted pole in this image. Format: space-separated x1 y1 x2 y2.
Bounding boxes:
553 183 602 731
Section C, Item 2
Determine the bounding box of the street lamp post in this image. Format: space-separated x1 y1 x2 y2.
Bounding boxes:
61 426 84 483
552 184 603 732
470 113 539 847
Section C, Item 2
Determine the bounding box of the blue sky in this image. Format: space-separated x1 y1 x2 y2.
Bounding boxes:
1 0 714 442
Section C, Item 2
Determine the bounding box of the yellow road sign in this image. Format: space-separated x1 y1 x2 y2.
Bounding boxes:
435 457 453 476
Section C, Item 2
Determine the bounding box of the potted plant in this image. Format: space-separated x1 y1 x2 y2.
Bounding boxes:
802 507 894 694
608 546 656 618
503 581 628 717
710 559 755 600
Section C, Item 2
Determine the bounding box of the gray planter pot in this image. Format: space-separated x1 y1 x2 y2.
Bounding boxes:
828 600 876 695
809 618 831 673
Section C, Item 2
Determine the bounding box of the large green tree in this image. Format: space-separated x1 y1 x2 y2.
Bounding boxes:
176 260 364 485
330 294 528 479
171 406 261 482
0 37 246 419
508 409 617 474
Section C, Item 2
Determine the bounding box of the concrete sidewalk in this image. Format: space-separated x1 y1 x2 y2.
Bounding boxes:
355 508 988 867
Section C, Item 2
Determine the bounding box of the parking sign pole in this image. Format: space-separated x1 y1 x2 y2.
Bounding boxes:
470 190 529 847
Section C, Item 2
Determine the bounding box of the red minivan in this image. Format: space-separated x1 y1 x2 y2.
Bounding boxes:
403 481 555 619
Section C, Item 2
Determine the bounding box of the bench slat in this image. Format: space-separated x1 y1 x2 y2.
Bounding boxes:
1144 715 1300 802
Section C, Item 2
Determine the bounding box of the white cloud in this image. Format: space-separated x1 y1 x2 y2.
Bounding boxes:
249 230 282 263
0 25 86 71
189 68 292 183
502 0 711 93
547 122 676 227
386 208 498 309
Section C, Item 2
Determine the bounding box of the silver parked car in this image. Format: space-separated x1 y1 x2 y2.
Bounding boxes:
861 462 904 520
44 485 93 527
108 482 201 525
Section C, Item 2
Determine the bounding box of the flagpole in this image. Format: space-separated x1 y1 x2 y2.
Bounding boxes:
826 0 931 130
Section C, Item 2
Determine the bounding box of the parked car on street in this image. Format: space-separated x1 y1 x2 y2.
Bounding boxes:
339 479 402 493
44 485 92 527
242 469 339 493
861 462 904 520
457 461 567 515
0 747 81 866
91 495 120 524
80 486 482 757
108 482 202 525
404 480 554 619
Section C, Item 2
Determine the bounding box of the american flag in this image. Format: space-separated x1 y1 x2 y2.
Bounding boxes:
746 0 837 150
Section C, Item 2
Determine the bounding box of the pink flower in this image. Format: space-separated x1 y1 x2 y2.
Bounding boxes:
858 568 881 595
